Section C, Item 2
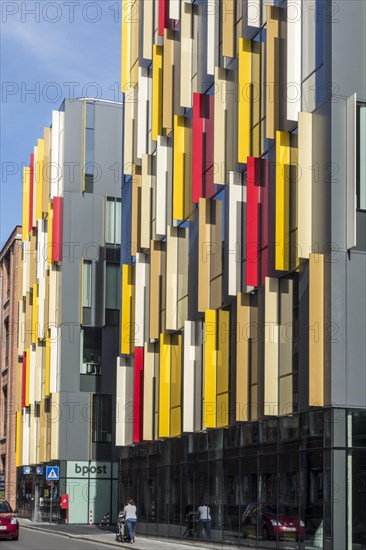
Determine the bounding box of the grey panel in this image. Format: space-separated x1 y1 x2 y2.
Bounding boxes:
58 391 90 461
94 103 122 198
346 252 366 407
63 101 83 192
332 451 347 550
330 253 347 406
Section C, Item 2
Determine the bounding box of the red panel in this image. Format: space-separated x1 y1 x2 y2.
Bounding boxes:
192 93 205 203
22 352 27 409
133 347 144 443
158 0 169 36
204 95 215 199
28 154 34 233
246 157 260 287
52 197 64 262
260 159 269 286
192 94 215 203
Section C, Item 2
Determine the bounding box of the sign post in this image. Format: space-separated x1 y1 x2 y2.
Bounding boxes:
45 466 60 524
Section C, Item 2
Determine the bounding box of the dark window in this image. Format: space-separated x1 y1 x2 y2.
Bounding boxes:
357 104 366 211
2 386 7 433
92 394 112 443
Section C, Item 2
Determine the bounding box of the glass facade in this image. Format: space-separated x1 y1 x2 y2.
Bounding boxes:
119 409 366 548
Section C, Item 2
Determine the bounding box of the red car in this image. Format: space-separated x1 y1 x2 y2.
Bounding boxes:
242 503 305 542
0 501 19 541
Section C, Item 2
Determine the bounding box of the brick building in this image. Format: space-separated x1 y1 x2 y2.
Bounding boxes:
0 226 22 508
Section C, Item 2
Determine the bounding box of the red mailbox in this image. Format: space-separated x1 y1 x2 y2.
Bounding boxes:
61 494 69 510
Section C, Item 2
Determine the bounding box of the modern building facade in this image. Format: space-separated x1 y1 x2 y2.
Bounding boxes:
116 1 366 549
0 226 22 508
16 98 122 524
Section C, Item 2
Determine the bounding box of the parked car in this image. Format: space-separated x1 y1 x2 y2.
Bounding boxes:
242 503 305 541
0 501 19 541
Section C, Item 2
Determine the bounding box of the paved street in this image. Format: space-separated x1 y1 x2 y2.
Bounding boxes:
0 528 113 550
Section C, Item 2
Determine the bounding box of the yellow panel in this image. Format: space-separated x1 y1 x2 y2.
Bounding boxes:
170 334 182 437
275 131 291 271
25 349 30 407
15 411 22 467
32 284 38 344
152 44 163 141
238 38 251 163
47 203 53 266
36 138 44 220
44 331 51 397
159 333 171 438
203 309 217 428
173 116 191 221
309 253 324 406
121 264 135 355
217 310 229 427
121 0 131 90
22 167 30 242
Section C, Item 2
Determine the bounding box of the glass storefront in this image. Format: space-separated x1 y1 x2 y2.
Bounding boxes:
119 409 366 549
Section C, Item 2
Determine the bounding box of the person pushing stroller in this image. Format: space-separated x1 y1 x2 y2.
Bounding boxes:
116 498 138 544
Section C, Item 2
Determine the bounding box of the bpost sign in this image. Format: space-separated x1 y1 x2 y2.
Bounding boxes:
67 461 112 479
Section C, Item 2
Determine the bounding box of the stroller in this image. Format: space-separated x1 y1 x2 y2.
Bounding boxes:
115 511 130 543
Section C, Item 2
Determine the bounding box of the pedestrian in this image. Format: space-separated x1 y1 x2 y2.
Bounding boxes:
124 498 137 543
197 503 211 539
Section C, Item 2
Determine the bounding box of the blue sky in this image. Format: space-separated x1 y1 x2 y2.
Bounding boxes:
0 0 122 246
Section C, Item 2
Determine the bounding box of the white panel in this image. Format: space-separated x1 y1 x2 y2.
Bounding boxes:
183 320 203 433
58 111 65 196
29 346 36 404
115 357 134 446
347 93 357 249
135 252 150 347
38 276 45 339
248 0 261 27
50 111 60 199
22 242 28 297
32 146 38 228
22 410 30 466
156 136 172 236
169 0 180 19
287 0 302 121
180 2 193 107
49 268 60 394
207 1 219 76
228 171 245 296
137 67 150 160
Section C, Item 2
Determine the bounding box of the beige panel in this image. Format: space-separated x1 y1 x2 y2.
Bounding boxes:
266 6 280 139
131 169 141 255
149 240 164 340
222 0 235 58
141 155 153 249
43 128 51 215
309 253 324 406
210 200 222 310
177 228 189 330
214 68 236 184
279 278 293 414
142 0 153 61
124 86 138 174
236 293 250 421
143 342 157 440
180 2 193 108
198 198 211 312
50 392 60 460
166 226 179 331
250 301 259 420
264 278 279 415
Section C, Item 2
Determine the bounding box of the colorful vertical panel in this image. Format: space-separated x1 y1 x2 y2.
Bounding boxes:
152 45 163 142
52 197 63 263
133 347 144 442
275 131 291 271
238 38 252 163
121 264 135 355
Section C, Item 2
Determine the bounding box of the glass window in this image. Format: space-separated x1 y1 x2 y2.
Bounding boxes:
357 105 366 210
92 394 112 443
82 260 92 308
106 198 121 245
80 327 102 375
106 263 120 310
86 102 95 130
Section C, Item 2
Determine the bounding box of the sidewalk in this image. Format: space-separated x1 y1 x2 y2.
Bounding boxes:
19 519 258 550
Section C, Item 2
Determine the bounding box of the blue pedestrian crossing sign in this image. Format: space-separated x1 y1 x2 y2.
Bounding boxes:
46 466 59 481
